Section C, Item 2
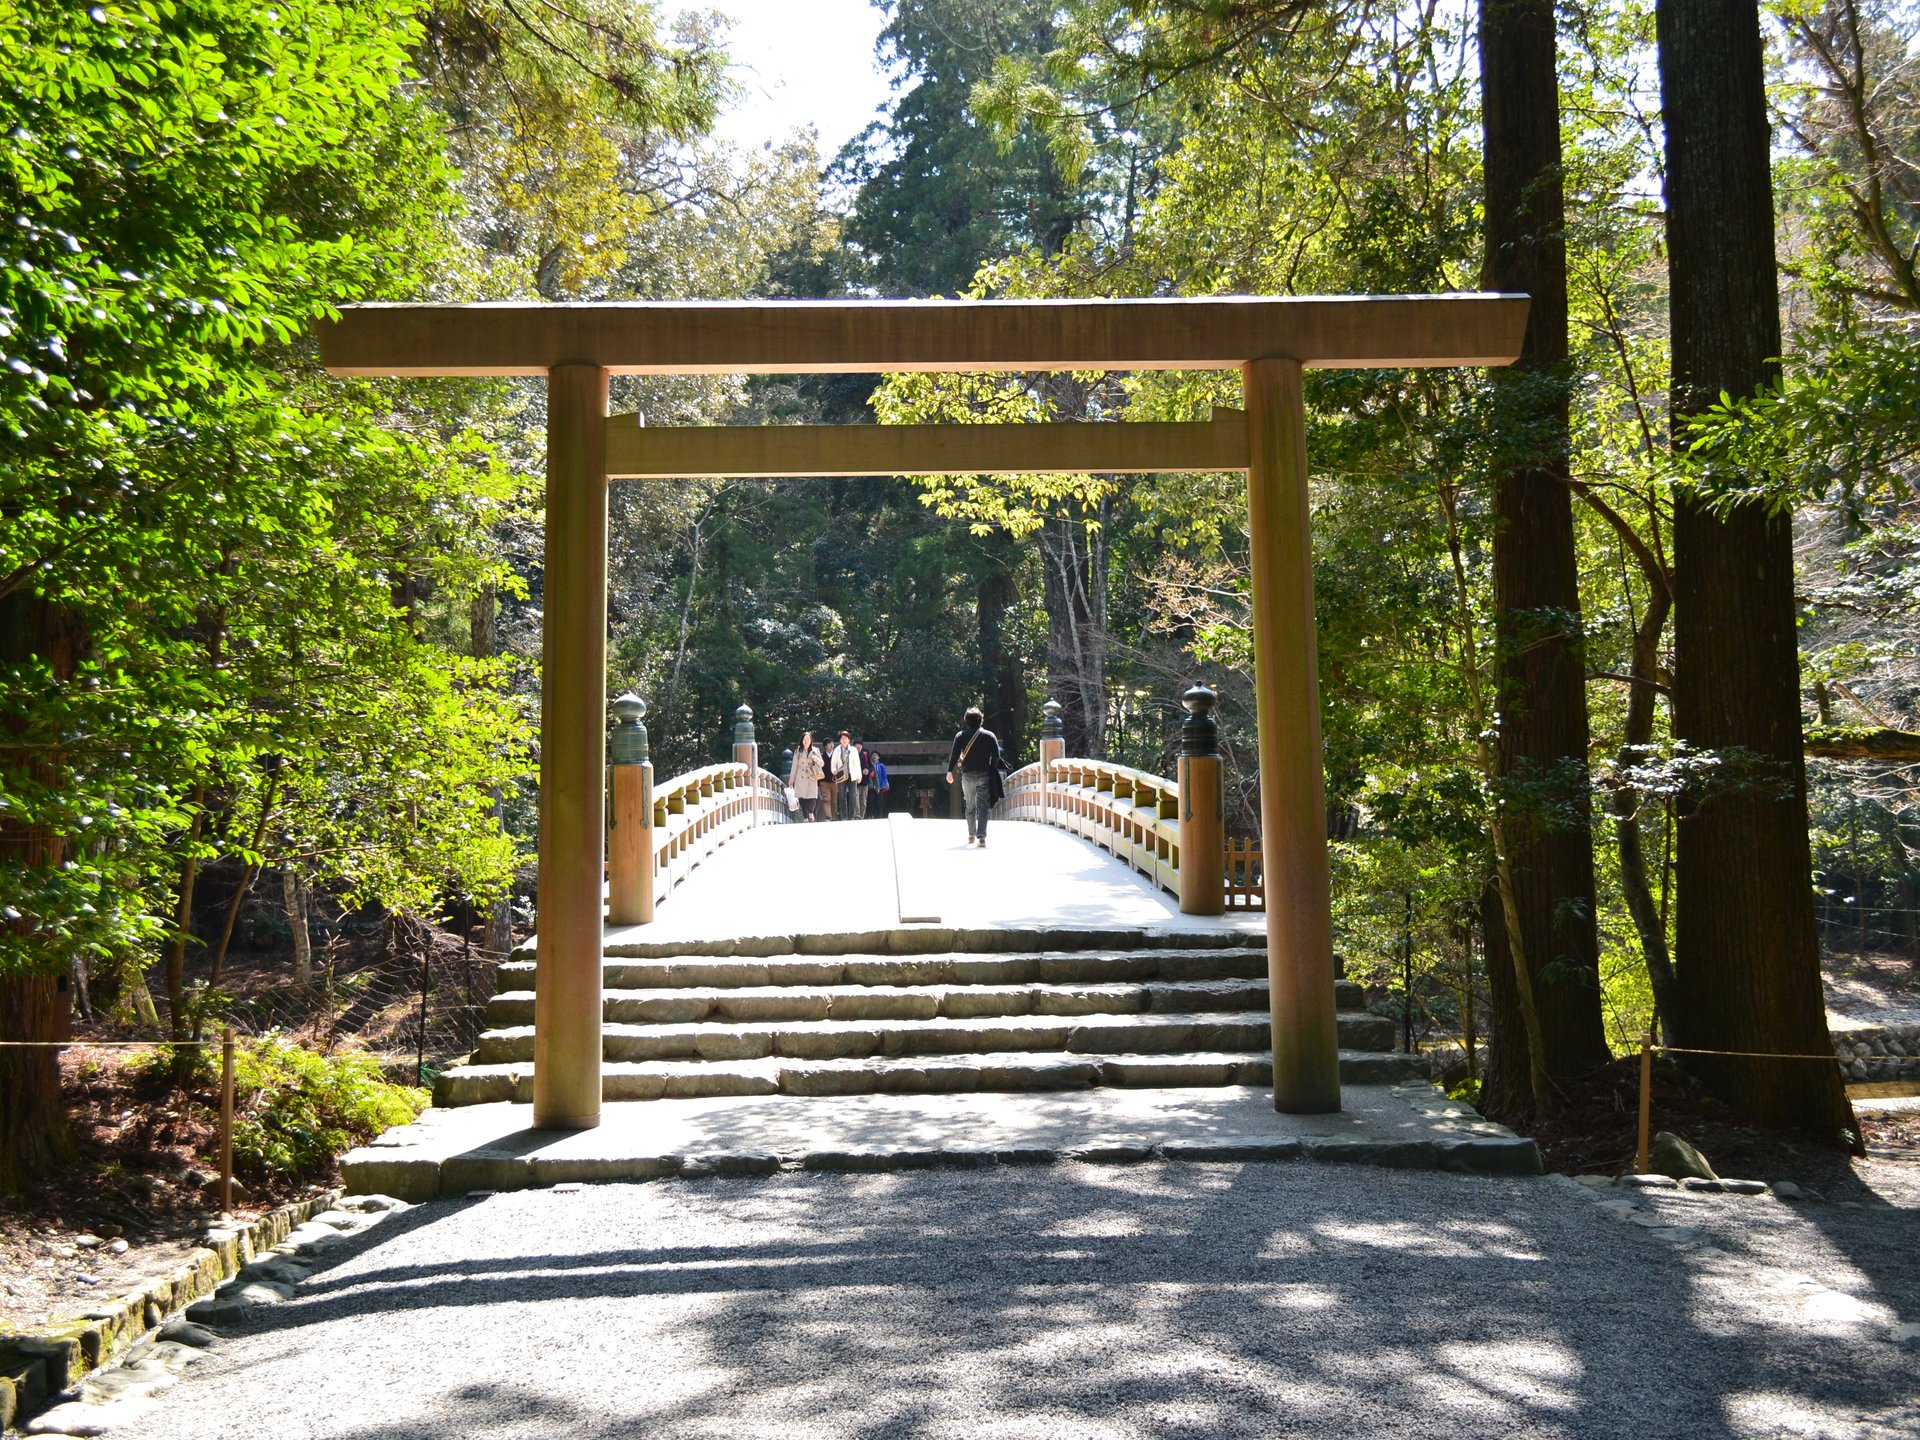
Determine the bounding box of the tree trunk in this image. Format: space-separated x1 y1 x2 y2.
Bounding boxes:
0 974 74 1193
1659 0 1859 1146
1477 0 1612 1120
284 866 313 988
163 790 206 1044
1612 593 1679 1030
665 515 704 736
126 968 162 1030
0 590 78 1192
471 583 516 962
209 768 281 985
1042 511 1106 755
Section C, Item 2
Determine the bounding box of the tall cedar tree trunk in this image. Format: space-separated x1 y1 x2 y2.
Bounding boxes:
1612 591 1678 1030
0 591 78 1191
976 536 1029 748
1658 0 1859 1145
1477 0 1612 1119
471 584 514 961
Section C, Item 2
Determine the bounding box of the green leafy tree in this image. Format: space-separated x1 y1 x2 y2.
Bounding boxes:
0 0 529 1190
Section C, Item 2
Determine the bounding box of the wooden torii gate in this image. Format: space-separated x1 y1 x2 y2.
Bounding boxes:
318 293 1527 1129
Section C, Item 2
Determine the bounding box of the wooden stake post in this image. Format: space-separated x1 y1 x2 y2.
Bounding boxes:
318 295 1526 1123
219 1026 235 1213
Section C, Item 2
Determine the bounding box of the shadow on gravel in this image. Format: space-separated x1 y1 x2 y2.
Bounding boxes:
192 1165 1920 1440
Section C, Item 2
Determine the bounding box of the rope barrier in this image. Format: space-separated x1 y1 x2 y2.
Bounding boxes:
0 1037 214 1047
1635 1032 1883 1173
1654 1044 1846 1062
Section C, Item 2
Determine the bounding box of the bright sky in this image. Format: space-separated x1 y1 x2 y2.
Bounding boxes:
697 0 896 158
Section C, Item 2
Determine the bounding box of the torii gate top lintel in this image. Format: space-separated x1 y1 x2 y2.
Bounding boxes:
316 292 1528 377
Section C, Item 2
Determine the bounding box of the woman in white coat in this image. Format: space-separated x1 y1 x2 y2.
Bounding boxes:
788 731 825 821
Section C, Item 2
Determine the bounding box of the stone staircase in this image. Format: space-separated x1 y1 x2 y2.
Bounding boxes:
433 929 1424 1105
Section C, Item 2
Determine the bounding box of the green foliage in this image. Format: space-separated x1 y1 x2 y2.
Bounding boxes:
1446 1077 1481 1106
1682 326 1920 514
837 0 1095 294
229 1037 425 1182
0 0 531 987
134 1035 426 1182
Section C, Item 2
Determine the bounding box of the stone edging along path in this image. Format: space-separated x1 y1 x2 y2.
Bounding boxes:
0 1190 346 1434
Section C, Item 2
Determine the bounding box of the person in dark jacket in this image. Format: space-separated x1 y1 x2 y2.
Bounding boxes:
945 706 1002 847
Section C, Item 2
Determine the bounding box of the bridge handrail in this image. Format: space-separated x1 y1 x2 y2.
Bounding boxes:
997 756 1184 899
997 753 1262 912
647 761 791 908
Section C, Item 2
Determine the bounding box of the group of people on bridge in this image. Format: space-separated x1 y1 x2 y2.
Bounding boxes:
785 707 1006 847
786 729 889 823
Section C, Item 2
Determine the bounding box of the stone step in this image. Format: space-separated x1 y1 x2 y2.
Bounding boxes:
432 1047 1427 1105
495 946 1285 994
590 926 1268 960
471 1010 1396 1066
484 978 1369 1027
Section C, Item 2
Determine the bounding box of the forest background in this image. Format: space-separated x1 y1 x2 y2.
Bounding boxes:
6 0 1920 1188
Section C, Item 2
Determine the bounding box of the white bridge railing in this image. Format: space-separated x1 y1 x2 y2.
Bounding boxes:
605 697 791 926
647 762 791 906
992 688 1262 916
999 758 1183 897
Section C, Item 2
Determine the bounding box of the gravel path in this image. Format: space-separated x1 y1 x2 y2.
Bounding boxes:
95 1165 1919 1440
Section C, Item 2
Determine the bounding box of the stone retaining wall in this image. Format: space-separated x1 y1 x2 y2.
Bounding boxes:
0 1190 337 1431
1834 1023 1920 1082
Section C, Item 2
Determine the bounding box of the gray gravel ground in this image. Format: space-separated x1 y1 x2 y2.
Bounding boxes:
95 1164 1920 1440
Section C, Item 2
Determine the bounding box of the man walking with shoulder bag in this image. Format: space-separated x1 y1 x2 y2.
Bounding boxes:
945 706 1001 848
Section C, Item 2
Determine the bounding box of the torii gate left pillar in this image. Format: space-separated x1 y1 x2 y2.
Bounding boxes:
533 365 608 1128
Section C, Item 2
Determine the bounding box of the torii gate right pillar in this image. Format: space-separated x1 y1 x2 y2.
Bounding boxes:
1243 357 1341 1113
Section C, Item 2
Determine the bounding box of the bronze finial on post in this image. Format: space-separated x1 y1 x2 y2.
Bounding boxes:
1178 686 1225 918
607 692 653 928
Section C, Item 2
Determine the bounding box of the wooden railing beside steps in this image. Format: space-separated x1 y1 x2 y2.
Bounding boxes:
1224 836 1264 909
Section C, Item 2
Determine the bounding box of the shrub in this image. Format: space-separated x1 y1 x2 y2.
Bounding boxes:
229 1036 427 1182
131 1034 427 1183
1447 1077 1483 1107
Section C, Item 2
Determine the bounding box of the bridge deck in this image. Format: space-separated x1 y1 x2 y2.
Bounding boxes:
596 815 1264 953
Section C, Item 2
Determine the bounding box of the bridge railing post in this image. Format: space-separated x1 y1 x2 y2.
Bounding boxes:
732 703 759 824
1178 685 1225 916
608 692 654 927
1038 698 1065 826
